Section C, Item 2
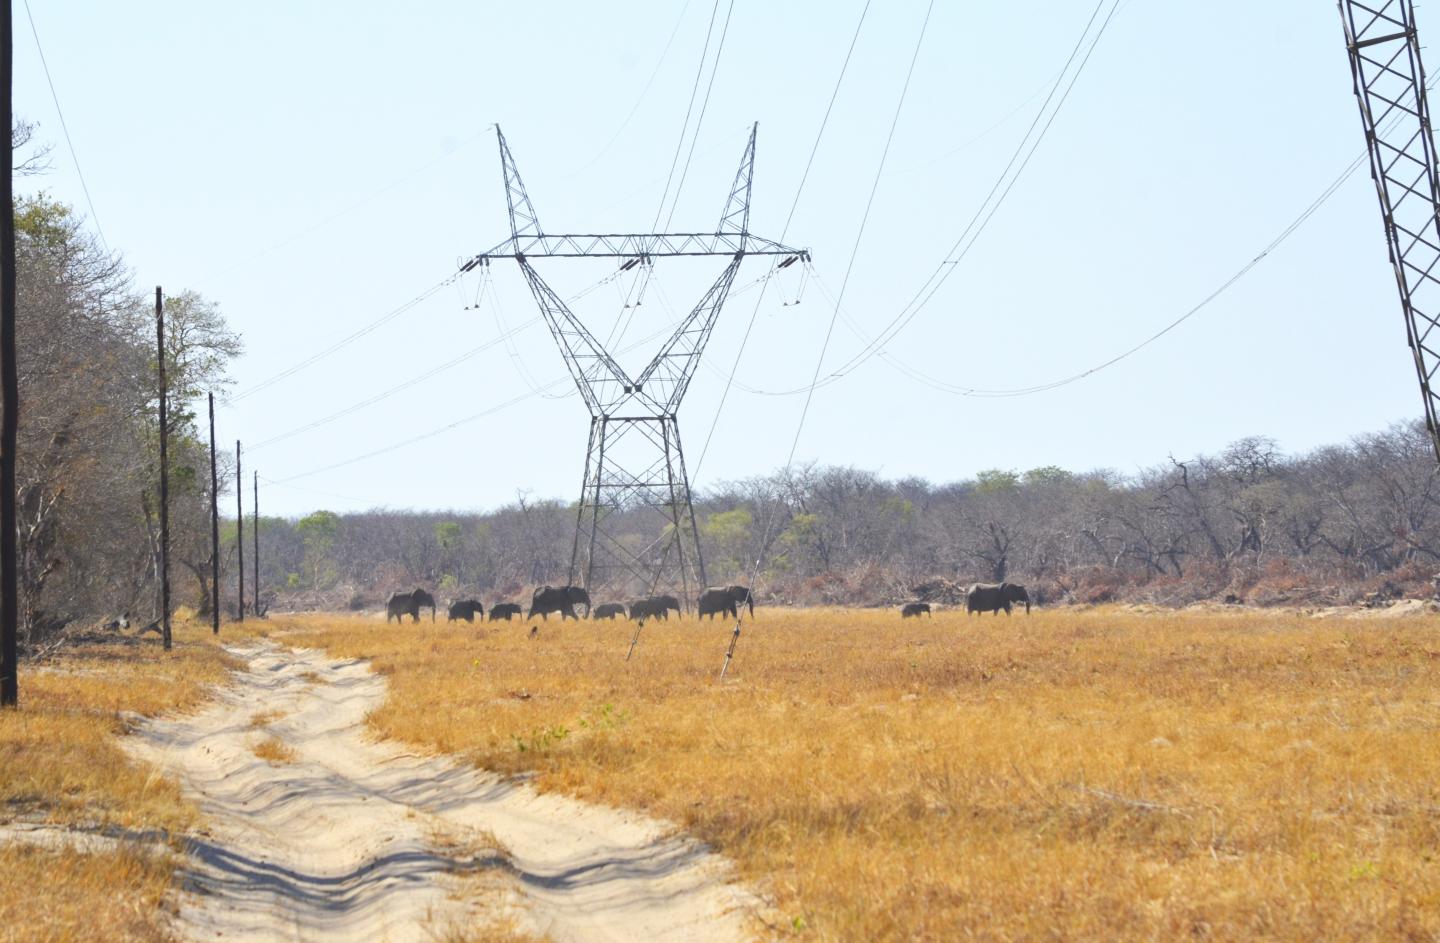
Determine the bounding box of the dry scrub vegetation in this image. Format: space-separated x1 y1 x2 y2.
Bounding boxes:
0 621 237 942
269 606 1440 941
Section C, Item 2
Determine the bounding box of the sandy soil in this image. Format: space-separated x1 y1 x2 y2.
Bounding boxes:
124 641 756 942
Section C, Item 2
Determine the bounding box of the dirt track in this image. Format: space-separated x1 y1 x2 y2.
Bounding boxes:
125 641 754 942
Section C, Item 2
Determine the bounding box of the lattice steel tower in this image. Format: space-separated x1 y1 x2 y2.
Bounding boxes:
465 125 807 602
1341 0 1440 460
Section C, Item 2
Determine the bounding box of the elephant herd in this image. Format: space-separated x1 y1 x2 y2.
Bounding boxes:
900 582 1032 617
382 584 757 625
385 581 1029 624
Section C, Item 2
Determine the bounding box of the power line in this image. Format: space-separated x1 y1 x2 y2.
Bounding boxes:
712 0 1119 400
741 69 1417 401
783 0 933 468
650 0 724 234
270 386 557 484
610 0 735 353
692 0 872 481
21 0 106 251
869 148 1373 397
250 304 546 450
227 273 460 403
819 0 1121 383
484 265 571 400
242 263 633 437
661 0 737 230
267 302 721 484
195 128 492 287
257 475 383 509
562 0 695 179
722 0 935 680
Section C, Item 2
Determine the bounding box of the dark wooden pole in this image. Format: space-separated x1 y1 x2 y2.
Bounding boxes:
156 287 171 650
235 439 244 622
207 393 220 634
252 470 259 617
1 0 19 705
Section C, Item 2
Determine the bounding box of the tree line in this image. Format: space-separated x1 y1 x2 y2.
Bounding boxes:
12 121 240 642
246 421 1440 612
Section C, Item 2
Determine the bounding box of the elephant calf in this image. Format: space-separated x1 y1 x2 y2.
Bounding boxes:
629 595 680 622
592 602 626 621
447 599 484 623
901 602 931 618
488 602 522 622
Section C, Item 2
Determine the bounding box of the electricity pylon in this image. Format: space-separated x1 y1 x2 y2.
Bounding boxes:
466 125 807 603
1341 0 1440 461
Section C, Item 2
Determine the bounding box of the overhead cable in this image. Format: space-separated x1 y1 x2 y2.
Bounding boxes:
691 0 872 481
22 0 107 250
721 0 935 680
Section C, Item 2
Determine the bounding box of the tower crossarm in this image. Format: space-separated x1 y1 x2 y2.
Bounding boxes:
464 232 806 264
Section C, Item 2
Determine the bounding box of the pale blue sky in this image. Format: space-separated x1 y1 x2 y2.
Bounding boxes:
13 1 1419 516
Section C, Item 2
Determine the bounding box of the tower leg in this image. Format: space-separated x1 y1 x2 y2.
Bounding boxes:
671 419 708 599
584 417 608 593
569 417 598 586
661 419 691 611
569 414 709 605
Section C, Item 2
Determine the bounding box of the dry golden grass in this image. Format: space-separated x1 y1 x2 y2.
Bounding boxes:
0 619 239 942
265 606 1440 942
251 736 297 764
0 844 174 942
247 708 286 729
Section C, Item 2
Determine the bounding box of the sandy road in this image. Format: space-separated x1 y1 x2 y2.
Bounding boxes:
124 641 756 942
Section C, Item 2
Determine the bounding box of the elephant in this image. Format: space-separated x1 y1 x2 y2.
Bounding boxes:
628 599 661 621
633 593 676 624
725 585 755 617
698 585 754 620
697 587 741 620
528 584 591 621
447 599 484 622
592 602 626 621
901 602 931 618
629 595 680 622
488 602 522 622
965 582 1031 616
386 588 436 624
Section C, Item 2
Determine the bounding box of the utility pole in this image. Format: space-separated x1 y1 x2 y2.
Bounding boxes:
156 288 171 651
252 471 259 617
1 0 19 705
207 393 220 634
235 440 244 622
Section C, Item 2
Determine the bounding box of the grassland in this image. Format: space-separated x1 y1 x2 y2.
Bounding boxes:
0 620 238 942
267 606 1440 941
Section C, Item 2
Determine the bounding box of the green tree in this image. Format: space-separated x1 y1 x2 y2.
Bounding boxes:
296 510 341 590
434 521 461 549
1022 466 1074 487
703 508 753 579
974 469 1020 493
